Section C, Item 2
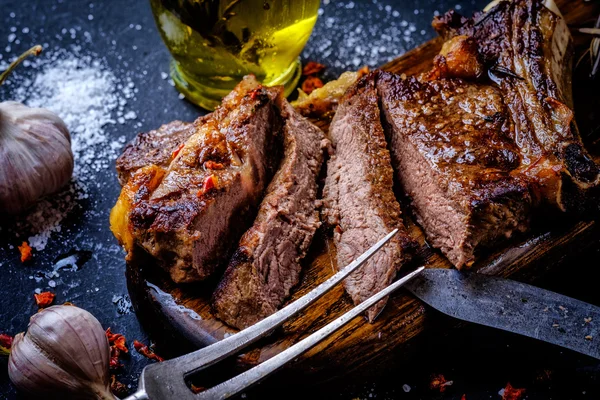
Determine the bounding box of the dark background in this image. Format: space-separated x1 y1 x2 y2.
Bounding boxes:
1 0 600 399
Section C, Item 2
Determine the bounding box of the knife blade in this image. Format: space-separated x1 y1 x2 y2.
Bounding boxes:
404 268 600 360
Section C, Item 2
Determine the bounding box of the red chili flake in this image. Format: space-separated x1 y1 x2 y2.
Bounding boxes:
110 374 129 397
461 395 467 400
18 241 32 263
302 61 326 76
430 374 452 393
34 292 55 308
357 65 370 78
190 384 205 394
109 345 123 370
501 383 525 400
203 174 217 192
0 333 13 356
249 86 263 100
133 340 164 362
301 76 324 95
171 143 185 159
106 328 128 353
204 161 224 170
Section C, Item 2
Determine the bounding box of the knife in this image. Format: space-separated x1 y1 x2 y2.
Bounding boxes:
404 268 600 360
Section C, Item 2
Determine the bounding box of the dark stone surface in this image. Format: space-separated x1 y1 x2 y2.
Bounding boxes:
0 0 599 399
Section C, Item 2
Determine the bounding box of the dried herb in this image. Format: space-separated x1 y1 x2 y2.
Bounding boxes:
133 340 164 362
18 241 32 263
34 292 55 308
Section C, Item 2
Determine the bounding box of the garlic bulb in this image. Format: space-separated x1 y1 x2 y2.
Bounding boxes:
0 45 74 214
8 305 115 399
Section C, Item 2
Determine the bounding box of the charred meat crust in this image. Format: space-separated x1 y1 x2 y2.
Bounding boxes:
126 76 284 283
212 100 328 330
433 0 600 210
322 73 416 322
376 70 531 268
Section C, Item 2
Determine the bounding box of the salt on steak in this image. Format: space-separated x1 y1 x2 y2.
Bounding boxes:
212 100 328 330
377 70 531 269
111 76 284 283
322 73 416 322
433 0 600 211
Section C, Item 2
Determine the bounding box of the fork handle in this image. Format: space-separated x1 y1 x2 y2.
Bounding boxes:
195 266 425 400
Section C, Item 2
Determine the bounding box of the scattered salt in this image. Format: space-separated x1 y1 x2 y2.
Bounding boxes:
402 384 411 393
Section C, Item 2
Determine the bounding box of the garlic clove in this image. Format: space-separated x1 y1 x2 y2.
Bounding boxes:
8 305 115 399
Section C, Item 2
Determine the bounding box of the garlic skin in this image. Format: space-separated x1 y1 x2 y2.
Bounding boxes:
0 101 73 213
8 305 115 399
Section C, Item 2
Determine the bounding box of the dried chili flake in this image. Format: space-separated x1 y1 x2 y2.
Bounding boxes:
430 374 453 393
18 241 32 262
34 291 55 308
106 328 128 353
461 395 467 400
0 333 13 356
203 174 217 192
133 340 164 362
171 143 185 159
110 374 129 397
501 382 525 400
204 161 224 170
249 86 263 100
190 384 205 394
301 76 324 95
302 61 326 76
109 346 123 370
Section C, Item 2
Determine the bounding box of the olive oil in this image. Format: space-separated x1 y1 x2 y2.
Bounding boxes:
150 0 320 110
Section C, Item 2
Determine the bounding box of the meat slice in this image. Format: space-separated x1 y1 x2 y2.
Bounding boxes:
119 76 284 283
376 70 531 269
322 74 415 322
116 120 193 186
212 100 327 329
433 0 600 211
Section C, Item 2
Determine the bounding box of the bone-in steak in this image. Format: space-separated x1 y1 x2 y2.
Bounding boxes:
117 76 283 283
212 100 327 329
322 73 415 322
377 70 531 269
433 0 600 211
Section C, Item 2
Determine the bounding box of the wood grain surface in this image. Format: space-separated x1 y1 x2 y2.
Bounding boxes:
126 0 600 383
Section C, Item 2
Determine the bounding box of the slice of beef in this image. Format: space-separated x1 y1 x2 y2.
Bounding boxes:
212 100 327 329
124 76 284 283
433 0 600 211
322 73 415 322
116 120 193 186
376 70 531 269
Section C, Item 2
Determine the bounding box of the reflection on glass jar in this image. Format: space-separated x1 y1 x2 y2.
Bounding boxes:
150 0 320 110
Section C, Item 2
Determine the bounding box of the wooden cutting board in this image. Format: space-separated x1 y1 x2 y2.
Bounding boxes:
126 0 600 384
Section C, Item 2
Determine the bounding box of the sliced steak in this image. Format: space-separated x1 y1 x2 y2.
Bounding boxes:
376 70 531 269
116 120 193 186
322 74 415 322
212 100 327 329
433 0 600 211
122 76 284 283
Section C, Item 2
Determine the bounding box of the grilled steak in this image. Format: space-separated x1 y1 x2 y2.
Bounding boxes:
115 76 284 283
433 0 600 211
116 120 193 186
322 74 415 322
377 70 531 268
212 100 327 329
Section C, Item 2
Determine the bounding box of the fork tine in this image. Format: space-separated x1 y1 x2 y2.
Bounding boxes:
126 229 400 400
197 266 426 400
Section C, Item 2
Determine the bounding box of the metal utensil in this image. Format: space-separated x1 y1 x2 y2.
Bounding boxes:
125 229 425 400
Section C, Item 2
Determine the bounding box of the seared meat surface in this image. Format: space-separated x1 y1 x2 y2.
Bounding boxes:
377 71 531 268
212 100 327 329
114 76 284 283
434 0 600 211
323 73 415 322
116 120 193 186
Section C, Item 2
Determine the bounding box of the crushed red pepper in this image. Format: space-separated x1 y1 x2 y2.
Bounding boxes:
249 86 263 100
133 340 164 362
301 76 324 94
34 291 55 308
0 333 13 356
461 395 467 400
190 384 205 394
18 241 32 262
501 383 526 400
204 160 224 170
106 328 128 370
110 374 129 397
171 143 185 159
198 174 218 196
430 374 452 393
302 61 326 76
